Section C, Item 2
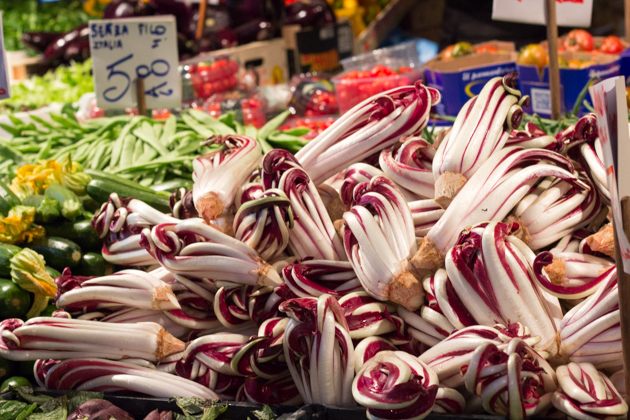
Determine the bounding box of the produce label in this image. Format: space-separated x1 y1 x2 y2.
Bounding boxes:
89 16 181 109
589 76 630 274
492 0 593 27
0 12 10 99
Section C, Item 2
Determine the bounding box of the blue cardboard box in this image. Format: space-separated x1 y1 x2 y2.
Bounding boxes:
424 51 517 116
517 51 620 118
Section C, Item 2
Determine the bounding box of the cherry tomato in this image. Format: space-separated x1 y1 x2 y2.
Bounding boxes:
441 42 474 60
517 44 548 69
600 35 624 54
398 66 413 73
564 29 594 52
475 45 499 54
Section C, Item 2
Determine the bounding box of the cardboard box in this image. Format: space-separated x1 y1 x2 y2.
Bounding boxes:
424 51 518 116
182 38 289 86
283 21 353 77
517 51 620 118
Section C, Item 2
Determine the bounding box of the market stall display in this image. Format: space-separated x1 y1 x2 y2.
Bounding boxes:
0 68 625 420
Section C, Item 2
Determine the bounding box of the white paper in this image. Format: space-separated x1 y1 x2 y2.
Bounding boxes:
589 76 630 275
0 13 10 99
492 0 593 27
89 16 181 109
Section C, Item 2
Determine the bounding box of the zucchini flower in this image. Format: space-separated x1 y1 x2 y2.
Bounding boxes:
10 248 57 318
10 156 90 199
0 206 45 245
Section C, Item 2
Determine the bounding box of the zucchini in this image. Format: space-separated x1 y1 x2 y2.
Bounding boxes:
0 244 22 277
79 194 101 213
44 183 83 221
150 179 193 193
0 180 20 215
75 252 114 277
22 195 60 223
45 266 61 279
87 179 171 213
85 169 156 193
27 237 82 271
41 220 101 252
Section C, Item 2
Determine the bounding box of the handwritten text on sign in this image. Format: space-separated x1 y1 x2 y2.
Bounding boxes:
89 16 181 109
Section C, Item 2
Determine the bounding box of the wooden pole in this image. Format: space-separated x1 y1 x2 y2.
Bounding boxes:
545 0 562 120
136 78 147 117
196 0 207 40
625 0 630 43
614 196 630 402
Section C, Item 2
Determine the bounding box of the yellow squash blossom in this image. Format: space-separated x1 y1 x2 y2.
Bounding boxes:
0 206 45 245
10 249 57 318
10 156 90 199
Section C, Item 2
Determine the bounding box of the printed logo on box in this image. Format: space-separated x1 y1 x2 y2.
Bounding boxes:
531 88 551 114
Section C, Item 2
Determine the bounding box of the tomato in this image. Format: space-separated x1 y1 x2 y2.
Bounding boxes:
518 44 548 69
0 279 30 319
475 45 498 54
564 29 594 52
600 35 624 54
398 66 413 74
441 42 474 60
0 376 31 392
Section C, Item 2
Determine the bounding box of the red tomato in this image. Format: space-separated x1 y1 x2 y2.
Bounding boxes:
357 71 371 79
517 44 548 69
475 45 498 54
600 36 624 54
564 29 594 52
398 66 413 73
441 42 474 60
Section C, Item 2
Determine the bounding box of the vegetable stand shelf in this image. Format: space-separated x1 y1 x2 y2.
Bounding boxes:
0 390 511 420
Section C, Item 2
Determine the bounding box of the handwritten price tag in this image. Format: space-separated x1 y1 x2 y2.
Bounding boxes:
589 76 630 275
0 12 10 99
89 16 181 109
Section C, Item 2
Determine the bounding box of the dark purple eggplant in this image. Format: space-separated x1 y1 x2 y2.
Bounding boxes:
234 19 274 45
67 399 134 420
103 0 157 19
226 0 267 28
153 0 194 38
21 32 61 54
285 0 336 28
63 39 91 63
43 24 90 64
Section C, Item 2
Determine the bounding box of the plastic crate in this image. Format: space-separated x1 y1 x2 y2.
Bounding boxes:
340 40 422 72
332 69 423 114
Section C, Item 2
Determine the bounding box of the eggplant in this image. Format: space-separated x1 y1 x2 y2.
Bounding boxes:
103 0 157 19
67 399 134 420
285 0 336 28
153 0 194 38
21 32 61 54
226 0 267 28
234 19 274 45
43 24 90 64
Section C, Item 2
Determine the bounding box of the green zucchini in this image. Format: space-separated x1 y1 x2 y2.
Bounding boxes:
0 244 22 277
27 237 82 271
21 195 60 223
0 180 20 216
150 179 193 193
44 183 83 221
86 179 171 213
75 252 114 277
45 266 61 279
41 219 101 252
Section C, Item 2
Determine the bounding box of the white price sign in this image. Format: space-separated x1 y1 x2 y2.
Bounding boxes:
0 12 10 99
492 0 593 27
89 16 181 109
589 76 630 275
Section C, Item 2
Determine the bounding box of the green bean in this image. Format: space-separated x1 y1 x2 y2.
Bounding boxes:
119 134 136 169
